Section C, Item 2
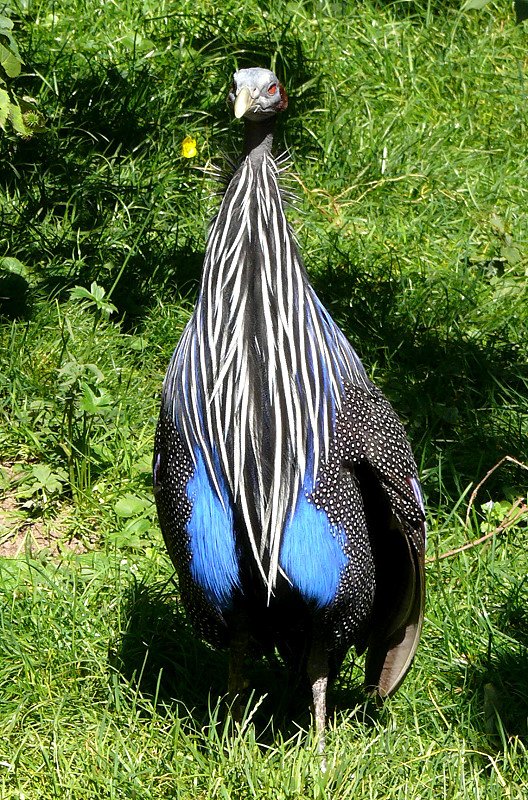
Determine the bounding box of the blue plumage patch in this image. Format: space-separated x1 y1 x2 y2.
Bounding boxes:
279 491 348 608
186 450 240 610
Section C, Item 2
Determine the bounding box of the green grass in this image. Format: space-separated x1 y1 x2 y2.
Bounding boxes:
1 0 528 797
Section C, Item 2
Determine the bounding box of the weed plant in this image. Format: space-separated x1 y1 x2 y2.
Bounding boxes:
1 0 527 797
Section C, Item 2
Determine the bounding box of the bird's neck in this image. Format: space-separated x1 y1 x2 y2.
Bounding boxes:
242 118 275 159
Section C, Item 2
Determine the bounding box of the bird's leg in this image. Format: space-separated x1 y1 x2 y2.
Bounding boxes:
228 611 250 725
307 634 329 771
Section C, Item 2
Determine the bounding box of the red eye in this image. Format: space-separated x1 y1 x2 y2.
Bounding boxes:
268 83 278 95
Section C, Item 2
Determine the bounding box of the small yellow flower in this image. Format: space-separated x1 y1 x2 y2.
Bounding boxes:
182 136 197 158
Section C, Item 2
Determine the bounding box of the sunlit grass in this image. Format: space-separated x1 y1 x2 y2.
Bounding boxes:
1 0 527 797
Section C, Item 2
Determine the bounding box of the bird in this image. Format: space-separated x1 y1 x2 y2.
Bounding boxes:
153 66 426 752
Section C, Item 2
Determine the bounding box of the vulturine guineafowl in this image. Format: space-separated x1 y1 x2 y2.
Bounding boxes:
153 67 426 750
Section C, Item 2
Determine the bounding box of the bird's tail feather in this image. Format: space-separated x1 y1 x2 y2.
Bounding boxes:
364 527 425 698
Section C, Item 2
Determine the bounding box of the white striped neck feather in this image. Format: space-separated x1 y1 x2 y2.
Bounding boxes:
167 123 370 598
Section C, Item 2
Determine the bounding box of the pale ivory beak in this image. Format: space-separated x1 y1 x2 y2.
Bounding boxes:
234 86 254 119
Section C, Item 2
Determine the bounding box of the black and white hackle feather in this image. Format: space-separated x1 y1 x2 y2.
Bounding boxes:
153 67 426 751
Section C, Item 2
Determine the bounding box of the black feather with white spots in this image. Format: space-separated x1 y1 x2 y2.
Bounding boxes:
154 411 228 648
308 380 425 668
153 375 425 665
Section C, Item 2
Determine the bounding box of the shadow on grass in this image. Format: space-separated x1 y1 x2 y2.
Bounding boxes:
2 22 526 504
0 271 32 318
372 0 467 14
311 248 528 503
114 579 373 741
442 579 528 749
0 15 321 321
0 59 204 322
482 579 528 743
113 579 228 719
481 650 528 742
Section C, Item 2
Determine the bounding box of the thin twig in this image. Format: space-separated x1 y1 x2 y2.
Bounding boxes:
428 498 527 563
464 455 528 529
428 455 528 564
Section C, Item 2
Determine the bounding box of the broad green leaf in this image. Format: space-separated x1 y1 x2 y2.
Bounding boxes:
0 256 29 277
84 363 105 384
79 384 100 414
0 86 8 128
70 282 117 318
129 336 147 352
58 359 85 387
1 29 20 57
120 33 155 52
461 0 491 9
490 213 506 235
114 494 151 517
123 517 151 536
70 285 95 302
0 16 14 32
80 383 113 415
29 465 66 494
31 464 54 485
0 39 21 78
501 245 522 265
90 282 105 301
8 100 28 135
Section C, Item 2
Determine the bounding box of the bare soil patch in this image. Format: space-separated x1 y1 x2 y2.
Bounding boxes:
0 463 88 558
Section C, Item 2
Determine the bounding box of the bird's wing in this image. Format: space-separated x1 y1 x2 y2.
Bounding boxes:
363 508 425 698
338 382 426 697
153 408 230 649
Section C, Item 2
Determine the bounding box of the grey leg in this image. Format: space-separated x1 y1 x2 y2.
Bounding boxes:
307 635 329 771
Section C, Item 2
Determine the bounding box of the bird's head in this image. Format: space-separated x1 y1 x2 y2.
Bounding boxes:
228 68 288 122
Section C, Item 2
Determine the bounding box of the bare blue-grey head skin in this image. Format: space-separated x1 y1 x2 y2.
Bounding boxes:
227 67 288 121
227 68 289 157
